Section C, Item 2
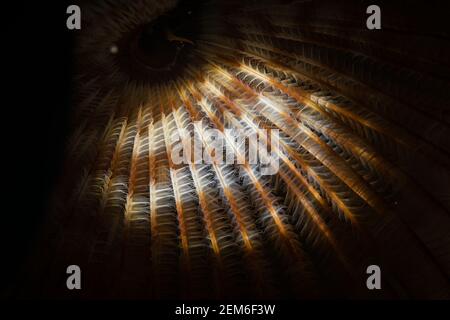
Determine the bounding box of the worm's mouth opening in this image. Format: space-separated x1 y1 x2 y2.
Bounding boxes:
117 1 205 83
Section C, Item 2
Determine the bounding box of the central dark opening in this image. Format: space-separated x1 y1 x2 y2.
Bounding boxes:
119 0 210 83
135 15 187 71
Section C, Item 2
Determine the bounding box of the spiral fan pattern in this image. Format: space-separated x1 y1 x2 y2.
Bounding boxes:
37 0 450 299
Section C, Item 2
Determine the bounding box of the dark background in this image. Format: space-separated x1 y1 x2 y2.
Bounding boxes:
1 1 73 296
0 0 447 299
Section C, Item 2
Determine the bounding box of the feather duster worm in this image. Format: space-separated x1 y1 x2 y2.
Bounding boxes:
28 0 450 299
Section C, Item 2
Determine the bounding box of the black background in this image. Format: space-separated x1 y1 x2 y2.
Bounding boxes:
1 1 73 296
